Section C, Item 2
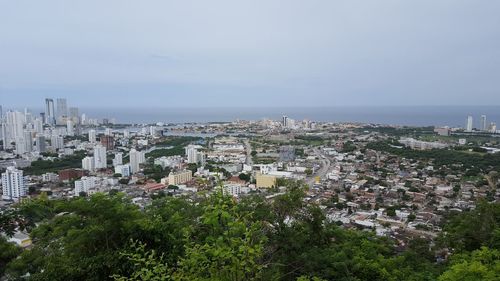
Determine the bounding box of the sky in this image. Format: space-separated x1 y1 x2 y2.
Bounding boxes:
1 0 500 108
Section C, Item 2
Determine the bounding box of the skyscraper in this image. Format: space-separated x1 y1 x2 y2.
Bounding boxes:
23 131 33 153
1 166 27 200
480 115 487 131
33 118 43 134
4 111 25 144
45 98 55 125
35 136 46 153
67 120 74 136
56 98 68 122
129 148 145 174
93 144 107 170
466 115 473 132
69 107 79 124
282 115 288 128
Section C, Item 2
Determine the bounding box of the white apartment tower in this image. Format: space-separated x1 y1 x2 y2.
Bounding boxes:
2 167 27 200
466 115 473 132
129 148 146 174
82 156 95 172
480 115 487 131
88 129 96 143
93 144 107 169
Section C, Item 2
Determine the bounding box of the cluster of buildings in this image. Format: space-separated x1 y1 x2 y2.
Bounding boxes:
2 105 500 248
465 114 497 133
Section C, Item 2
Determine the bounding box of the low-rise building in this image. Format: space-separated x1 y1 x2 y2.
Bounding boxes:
168 170 192 185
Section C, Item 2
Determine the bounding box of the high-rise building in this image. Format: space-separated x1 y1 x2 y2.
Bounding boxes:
88 129 96 143
466 115 473 132
67 120 74 136
15 138 27 155
82 156 95 172
129 148 146 174
23 131 33 153
100 135 115 150
93 144 107 170
282 115 288 128
149 126 156 136
51 135 64 150
56 98 68 123
35 136 46 153
480 115 487 131
45 98 55 125
69 107 79 124
2 166 27 200
4 111 25 145
34 118 43 134
185 145 204 164
1 123 7 150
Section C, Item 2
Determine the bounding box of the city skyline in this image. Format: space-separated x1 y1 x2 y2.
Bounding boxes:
1 0 500 107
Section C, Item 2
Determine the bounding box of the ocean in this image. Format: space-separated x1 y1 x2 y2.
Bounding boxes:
25 106 500 127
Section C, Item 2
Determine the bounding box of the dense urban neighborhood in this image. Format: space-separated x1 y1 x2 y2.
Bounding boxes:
1 100 500 280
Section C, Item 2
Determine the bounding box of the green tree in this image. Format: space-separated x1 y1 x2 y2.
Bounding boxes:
173 190 265 281
0 237 21 276
238 173 251 182
439 247 500 281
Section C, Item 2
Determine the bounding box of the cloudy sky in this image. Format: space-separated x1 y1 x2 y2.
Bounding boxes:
1 0 499 108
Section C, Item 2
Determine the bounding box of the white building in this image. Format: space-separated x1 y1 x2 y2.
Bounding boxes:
42 172 59 182
114 164 131 177
129 148 146 174
466 115 473 132
105 128 112 136
480 115 487 131
88 129 96 143
82 156 95 172
51 135 64 150
23 131 33 153
154 156 183 169
33 118 43 134
113 152 123 167
66 120 74 136
223 184 242 197
185 144 204 164
2 167 27 200
74 176 97 194
149 126 157 136
94 144 107 169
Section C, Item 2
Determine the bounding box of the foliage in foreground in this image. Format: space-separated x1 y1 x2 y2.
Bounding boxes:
2 184 500 280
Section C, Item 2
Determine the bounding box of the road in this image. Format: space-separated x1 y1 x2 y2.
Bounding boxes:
306 148 331 187
244 139 253 166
